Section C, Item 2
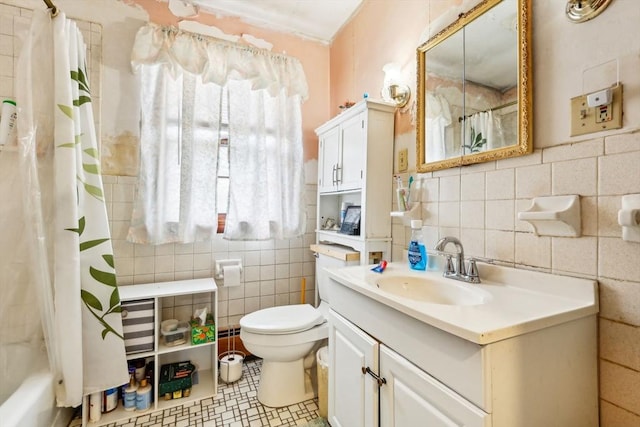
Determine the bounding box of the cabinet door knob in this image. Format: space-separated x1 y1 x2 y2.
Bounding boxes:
362 366 387 387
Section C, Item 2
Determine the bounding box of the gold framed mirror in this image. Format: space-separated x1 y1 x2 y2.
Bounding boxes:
416 0 532 172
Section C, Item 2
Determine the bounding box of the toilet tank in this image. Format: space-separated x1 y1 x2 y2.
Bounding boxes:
311 244 360 307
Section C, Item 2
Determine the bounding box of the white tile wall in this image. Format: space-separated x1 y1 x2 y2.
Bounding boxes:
105 176 317 328
392 131 640 426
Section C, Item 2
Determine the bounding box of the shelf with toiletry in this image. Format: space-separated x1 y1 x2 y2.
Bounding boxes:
390 203 420 226
157 335 216 355
314 99 396 263
390 175 418 225
82 278 218 426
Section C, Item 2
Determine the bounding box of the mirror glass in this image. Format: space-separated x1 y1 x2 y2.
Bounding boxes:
417 0 532 172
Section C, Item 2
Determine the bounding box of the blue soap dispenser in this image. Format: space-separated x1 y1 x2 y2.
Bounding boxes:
408 220 427 270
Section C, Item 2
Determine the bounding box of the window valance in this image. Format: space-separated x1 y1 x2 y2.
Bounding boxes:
131 23 309 100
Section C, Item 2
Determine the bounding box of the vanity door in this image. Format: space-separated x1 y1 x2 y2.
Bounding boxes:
328 309 379 427
379 345 490 427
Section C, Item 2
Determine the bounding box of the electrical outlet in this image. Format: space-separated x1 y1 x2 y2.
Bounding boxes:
596 104 612 123
571 84 623 136
398 148 408 172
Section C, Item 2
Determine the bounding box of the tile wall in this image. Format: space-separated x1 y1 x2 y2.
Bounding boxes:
103 175 318 329
391 131 640 424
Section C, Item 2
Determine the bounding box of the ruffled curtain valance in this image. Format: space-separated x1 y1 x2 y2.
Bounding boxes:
131 23 308 100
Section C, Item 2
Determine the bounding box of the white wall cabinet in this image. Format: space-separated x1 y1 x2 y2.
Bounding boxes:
315 99 395 263
82 278 218 426
318 112 365 193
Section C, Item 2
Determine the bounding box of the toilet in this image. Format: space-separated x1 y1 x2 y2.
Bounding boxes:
239 269 331 407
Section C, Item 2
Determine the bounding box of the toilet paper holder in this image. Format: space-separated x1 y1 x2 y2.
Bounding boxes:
214 259 243 280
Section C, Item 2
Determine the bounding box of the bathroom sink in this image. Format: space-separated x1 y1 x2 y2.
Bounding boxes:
326 262 598 344
373 275 488 306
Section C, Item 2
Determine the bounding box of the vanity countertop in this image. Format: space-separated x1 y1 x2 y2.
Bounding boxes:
324 262 598 345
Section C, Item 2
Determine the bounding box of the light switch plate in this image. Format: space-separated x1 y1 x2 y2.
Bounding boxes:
398 148 408 172
570 84 623 137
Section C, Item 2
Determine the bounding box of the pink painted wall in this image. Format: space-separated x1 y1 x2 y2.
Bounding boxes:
330 0 434 134
329 2 640 425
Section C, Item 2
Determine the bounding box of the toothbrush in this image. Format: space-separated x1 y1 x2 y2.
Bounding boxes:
395 176 407 211
406 176 414 208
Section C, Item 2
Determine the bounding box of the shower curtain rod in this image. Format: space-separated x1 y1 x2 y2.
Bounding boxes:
42 0 59 17
458 99 517 122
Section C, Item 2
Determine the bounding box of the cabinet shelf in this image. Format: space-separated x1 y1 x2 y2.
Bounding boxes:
86 369 214 426
319 188 362 196
82 278 218 426
157 339 216 355
125 350 155 361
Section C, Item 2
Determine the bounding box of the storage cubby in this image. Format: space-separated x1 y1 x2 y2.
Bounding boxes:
82 278 218 426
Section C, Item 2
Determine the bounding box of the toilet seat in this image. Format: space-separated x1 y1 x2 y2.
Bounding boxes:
240 304 325 335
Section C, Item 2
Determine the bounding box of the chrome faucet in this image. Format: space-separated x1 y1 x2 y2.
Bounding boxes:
434 237 480 283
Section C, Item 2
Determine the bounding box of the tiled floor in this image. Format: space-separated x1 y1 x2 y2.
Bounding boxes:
73 358 324 427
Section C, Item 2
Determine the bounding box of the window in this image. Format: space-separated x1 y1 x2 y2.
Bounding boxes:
129 25 309 244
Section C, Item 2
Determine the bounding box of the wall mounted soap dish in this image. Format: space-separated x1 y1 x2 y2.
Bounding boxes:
518 195 581 237
618 194 640 243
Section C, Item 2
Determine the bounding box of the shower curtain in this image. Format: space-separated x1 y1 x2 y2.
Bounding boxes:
462 110 505 153
16 10 128 407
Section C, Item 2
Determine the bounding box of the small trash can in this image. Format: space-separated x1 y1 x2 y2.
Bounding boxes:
316 346 329 418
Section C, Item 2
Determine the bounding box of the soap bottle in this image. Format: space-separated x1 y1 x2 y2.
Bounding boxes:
408 220 427 270
123 373 137 411
135 378 152 411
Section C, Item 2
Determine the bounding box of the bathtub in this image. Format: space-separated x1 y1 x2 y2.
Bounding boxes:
0 344 72 427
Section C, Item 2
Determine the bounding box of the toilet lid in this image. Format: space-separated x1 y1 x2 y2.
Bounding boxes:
240 304 325 334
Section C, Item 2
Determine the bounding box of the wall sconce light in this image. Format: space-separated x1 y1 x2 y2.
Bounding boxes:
381 63 411 108
566 0 613 23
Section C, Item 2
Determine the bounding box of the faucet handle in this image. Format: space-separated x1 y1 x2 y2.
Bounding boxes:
444 255 455 275
466 259 481 283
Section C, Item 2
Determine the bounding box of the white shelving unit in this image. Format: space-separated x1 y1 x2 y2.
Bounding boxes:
314 99 396 264
82 278 218 426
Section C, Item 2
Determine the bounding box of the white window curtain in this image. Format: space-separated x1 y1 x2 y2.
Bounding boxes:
128 24 308 243
225 80 305 240
127 64 222 244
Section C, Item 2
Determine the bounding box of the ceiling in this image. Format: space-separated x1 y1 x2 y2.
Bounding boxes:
189 0 364 44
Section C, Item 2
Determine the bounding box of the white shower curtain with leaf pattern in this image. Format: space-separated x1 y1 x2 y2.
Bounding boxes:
16 10 128 407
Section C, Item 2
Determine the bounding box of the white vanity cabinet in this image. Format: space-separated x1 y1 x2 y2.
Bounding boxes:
379 345 488 427
315 99 395 263
326 268 599 427
328 309 488 427
328 309 379 427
